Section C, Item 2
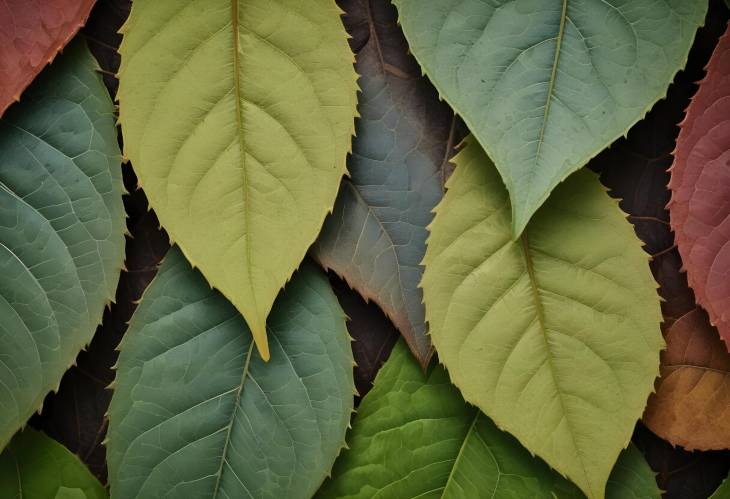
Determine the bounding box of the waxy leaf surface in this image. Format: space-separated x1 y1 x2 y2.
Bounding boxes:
312 0 462 366
118 0 358 359
669 23 730 350
0 429 106 499
0 0 95 116
0 39 125 449
318 341 660 499
392 0 706 235
643 308 730 450
107 248 354 499
421 140 663 498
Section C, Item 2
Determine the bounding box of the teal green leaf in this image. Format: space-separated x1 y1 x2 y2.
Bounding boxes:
118 0 358 360
311 0 461 367
0 429 106 499
391 0 707 235
711 474 730 499
420 139 663 499
0 39 125 449
107 248 354 499
317 341 659 499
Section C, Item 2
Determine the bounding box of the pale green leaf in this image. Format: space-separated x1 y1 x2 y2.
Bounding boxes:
420 139 662 499
317 341 659 499
311 0 462 367
391 0 706 235
0 429 106 499
0 39 125 448
118 0 358 360
107 248 354 499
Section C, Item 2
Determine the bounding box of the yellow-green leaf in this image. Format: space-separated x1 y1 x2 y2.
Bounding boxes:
421 139 663 499
118 0 358 359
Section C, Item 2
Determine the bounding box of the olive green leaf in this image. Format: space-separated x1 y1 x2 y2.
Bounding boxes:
391 0 706 235
311 0 462 367
710 473 730 499
420 139 662 498
117 0 358 360
0 39 125 449
107 248 354 499
317 341 659 499
0 428 106 499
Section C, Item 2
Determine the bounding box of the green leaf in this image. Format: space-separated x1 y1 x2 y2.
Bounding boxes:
710 474 730 499
420 139 663 499
107 248 354 499
317 341 659 499
311 0 461 367
391 0 706 235
0 428 106 499
0 39 125 449
118 0 358 360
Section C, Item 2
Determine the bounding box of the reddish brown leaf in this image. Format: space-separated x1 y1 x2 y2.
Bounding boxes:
669 22 730 349
0 0 95 116
643 308 730 451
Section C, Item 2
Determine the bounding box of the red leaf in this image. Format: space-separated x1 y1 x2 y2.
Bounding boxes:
643 308 730 451
669 22 730 350
0 0 95 116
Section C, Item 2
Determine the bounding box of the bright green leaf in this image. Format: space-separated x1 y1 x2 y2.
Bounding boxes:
118 0 358 360
107 248 354 499
420 139 662 499
317 341 659 499
0 39 125 449
0 429 106 499
311 0 461 367
392 0 706 235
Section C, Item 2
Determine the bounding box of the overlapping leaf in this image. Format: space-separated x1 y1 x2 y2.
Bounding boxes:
0 0 95 116
669 23 730 349
318 341 660 499
312 0 462 366
0 429 106 499
0 39 125 449
392 0 707 235
421 139 663 498
107 248 354 499
118 0 358 360
643 308 730 450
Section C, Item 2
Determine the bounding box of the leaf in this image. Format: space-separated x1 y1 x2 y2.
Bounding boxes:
107 247 354 499
710 473 730 499
329 276 398 401
0 38 125 449
311 0 463 366
0 0 96 117
643 308 730 450
117 0 358 360
31 211 169 482
317 341 659 499
669 23 730 350
633 423 730 499
0 428 106 499
420 139 663 499
391 0 707 235
82 0 131 97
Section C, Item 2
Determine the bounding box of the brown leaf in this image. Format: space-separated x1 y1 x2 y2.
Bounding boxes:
643 308 730 451
669 21 730 349
0 0 95 116
329 275 398 401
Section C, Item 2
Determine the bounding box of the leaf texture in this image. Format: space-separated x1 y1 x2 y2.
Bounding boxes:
0 39 125 449
392 0 707 235
107 248 354 499
0 429 106 499
118 0 358 360
317 341 660 499
643 308 730 450
669 22 730 350
311 0 463 366
0 0 95 116
420 139 663 498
